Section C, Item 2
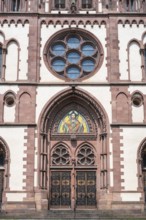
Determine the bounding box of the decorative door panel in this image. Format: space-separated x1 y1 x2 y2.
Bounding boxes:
76 171 96 206
51 171 71 207
0 170 4 205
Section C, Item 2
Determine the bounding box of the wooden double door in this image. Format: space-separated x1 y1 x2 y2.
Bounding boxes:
50 170 96 208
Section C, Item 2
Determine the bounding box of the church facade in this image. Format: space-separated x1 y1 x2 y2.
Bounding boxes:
0 0 146 212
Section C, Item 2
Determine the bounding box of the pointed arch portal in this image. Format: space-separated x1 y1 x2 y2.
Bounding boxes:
38 88 109 209
0 138 9 209
137 138 146 203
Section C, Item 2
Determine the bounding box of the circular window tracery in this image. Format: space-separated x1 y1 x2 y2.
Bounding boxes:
132 92 143 107
77 145 95 165
52 145 70 165
44 29 103 81
4 93 15 107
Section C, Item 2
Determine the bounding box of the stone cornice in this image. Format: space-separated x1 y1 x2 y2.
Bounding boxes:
0 82 146 86
0 12 146 18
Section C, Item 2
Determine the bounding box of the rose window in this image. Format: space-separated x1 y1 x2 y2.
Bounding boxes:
77 145 95 165
52 145 70 165
44 30 103 81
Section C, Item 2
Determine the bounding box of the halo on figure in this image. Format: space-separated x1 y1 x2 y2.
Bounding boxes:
57 110 90 133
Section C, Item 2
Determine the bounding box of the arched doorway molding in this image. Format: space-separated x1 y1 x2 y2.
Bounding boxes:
137 138 146 161
0 137 10 210
0 137 10 187
38 87 110 210
38 87 109 135
137 138 146 202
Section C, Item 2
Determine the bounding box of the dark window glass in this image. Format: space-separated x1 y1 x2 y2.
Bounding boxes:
55 0 65 9
126 0 135 11
0 147 5 166
12 0 20 11
0 47 2 78
143 154 146 168
5 93 15 107
82 0 92 9
1 0 4 12
144 48 146 72
132 93 143 107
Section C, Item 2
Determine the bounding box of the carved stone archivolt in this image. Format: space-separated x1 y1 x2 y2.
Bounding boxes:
136 138 146 191
39 88 109 190
0 138 9 164
39 88 108 138
0 138 10 189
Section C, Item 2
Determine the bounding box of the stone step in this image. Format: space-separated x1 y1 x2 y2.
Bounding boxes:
0 210 146 219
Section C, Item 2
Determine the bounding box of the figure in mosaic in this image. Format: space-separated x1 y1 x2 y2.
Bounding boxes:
62 111 84 133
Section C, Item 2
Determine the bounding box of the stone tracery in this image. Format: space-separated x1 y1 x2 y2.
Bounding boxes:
51 144 71 165
77 144 95 165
